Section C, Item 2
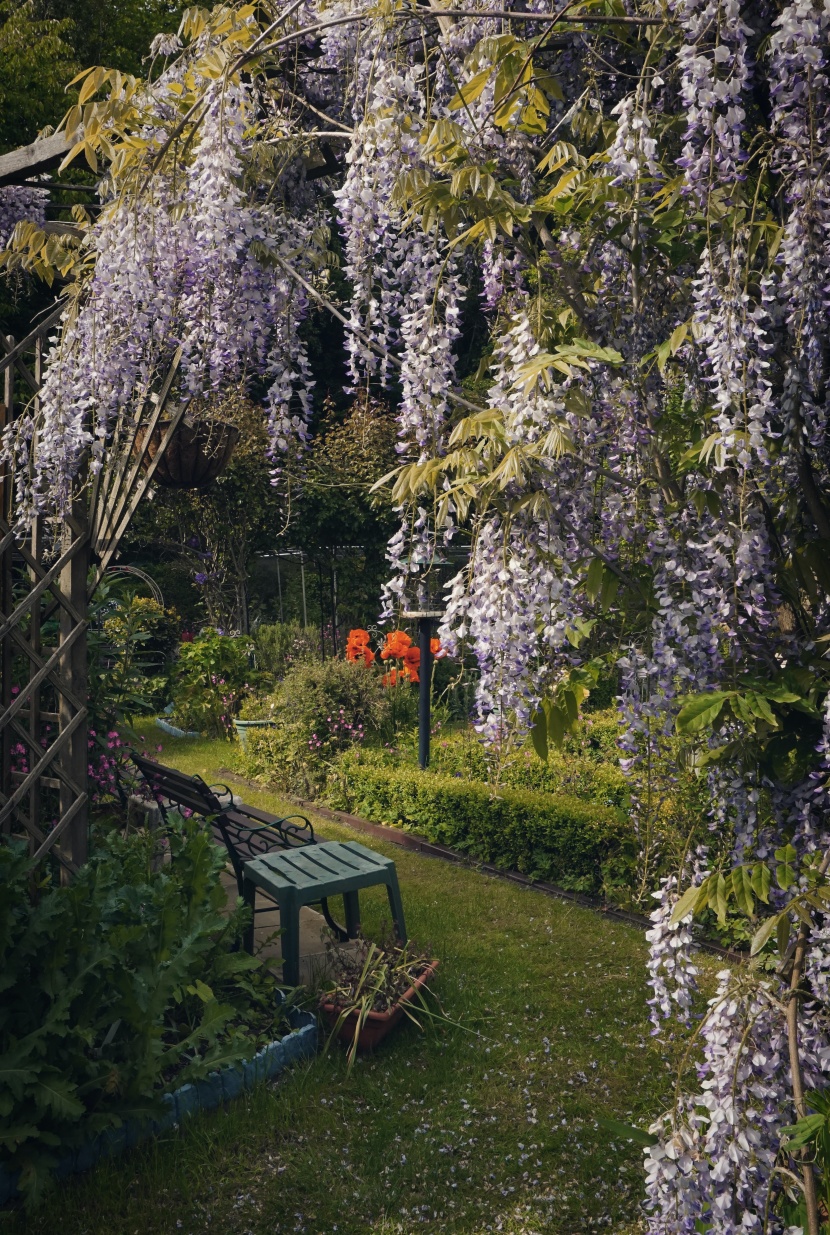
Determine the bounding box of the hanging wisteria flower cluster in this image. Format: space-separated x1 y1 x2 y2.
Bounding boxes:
0 185 48 250
6 0 830 1223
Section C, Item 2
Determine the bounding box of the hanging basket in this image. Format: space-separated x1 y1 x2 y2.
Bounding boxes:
133 416 240 489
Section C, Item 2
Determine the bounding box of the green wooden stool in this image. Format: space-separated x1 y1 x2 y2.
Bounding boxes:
241 840 407 985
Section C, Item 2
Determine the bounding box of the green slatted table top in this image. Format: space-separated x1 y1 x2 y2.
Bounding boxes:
243 840 396 900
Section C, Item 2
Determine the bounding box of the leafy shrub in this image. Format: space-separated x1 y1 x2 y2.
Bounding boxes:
253 621 321 682
327 753 632 896
171 628 254 737
269 658 391 745
0 817 285 1205
239 659 392 794
422 726 630 808
89 586 182 726
241 723 328 799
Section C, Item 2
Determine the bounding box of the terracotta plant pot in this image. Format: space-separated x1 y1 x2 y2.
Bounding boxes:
133 416 240 488
320 960 439 1052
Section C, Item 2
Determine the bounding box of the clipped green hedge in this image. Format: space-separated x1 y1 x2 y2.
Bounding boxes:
328 758 633 895
424 728 630 808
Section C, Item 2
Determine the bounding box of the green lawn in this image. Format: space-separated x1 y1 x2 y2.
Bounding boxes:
5 734 670 1235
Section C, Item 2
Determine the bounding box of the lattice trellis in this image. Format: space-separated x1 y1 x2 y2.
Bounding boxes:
0 132 208 872
0 304 185 872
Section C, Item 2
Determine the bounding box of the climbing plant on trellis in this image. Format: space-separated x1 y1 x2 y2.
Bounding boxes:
0 324 186 871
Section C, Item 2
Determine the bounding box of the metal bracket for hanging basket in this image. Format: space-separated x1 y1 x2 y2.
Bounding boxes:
132 414 240 489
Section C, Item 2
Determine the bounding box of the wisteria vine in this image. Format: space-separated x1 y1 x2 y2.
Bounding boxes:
3 0 830 1225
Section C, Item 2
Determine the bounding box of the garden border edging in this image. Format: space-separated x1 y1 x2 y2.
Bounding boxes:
0 1005 317 1208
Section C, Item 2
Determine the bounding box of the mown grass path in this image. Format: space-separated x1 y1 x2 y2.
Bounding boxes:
9 735 670 1235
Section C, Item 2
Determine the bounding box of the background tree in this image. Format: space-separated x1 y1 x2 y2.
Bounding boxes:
0 1 75 151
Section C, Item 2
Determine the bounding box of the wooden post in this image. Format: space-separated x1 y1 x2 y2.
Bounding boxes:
59 502 89 870
0 375 11 831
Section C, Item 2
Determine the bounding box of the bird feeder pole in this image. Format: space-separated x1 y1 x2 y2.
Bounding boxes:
403 605 444 770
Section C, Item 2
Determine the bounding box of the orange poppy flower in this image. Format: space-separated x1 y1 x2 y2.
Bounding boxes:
382 668 398 687
345 629 373 664
430 638 447 659
380 630 412 660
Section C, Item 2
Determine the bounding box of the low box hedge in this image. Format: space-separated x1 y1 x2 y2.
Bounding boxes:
328 760 632 895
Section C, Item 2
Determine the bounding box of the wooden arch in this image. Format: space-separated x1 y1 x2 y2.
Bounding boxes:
0 137 189 872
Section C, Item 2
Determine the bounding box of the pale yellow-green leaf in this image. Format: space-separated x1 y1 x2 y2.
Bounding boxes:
750 915 779 956
449 67 492 111
670 881 704 924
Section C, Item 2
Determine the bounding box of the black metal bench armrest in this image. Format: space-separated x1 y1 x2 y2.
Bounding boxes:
223 808 314 844
231 802 313 830
208 782 235 808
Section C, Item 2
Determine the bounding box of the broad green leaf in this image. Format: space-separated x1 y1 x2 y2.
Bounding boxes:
548 703 567 749
744 691 777 727
777 914 791 959
670 880 705 924
557 338 624 366
750 914 779 956
535 73 564 102
760 682 802 704
596 1116 657 1147
35 1076 85 1119
530 707 548 761
775 844 798 891
750 862 771 903
585 557 604 602
780 1113 827 1150
668 321 689 354
715 871 729 925
448 67 492 111
533 167 583 208
675 691 733 734
732 865 754 916
600 569 619 611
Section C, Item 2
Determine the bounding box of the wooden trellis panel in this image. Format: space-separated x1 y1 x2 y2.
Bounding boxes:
0 315 89 872
0 313 185 872
0 135 193 871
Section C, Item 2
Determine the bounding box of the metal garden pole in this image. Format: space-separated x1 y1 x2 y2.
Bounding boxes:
403 606 443 770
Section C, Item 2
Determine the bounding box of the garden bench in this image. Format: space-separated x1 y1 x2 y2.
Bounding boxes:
129 752 348 944
242 841 407 986
130 754 408 984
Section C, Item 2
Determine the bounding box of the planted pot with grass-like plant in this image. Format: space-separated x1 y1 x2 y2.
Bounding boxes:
234 692 279 749
318 935 439 1068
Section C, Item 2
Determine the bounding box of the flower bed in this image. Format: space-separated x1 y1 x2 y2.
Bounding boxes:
0 1003 317 1207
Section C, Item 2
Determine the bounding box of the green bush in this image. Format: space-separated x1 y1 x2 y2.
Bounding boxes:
360 721 629 810
88 586 182 725
327 753 632 896
239 659 395 796
269 658 391 745
253 621 321 682
0 817 286 1205
171 628 254 736
241 723 326 799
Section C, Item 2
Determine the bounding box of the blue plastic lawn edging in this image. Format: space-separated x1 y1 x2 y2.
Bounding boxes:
0 1006 317 1207
156 717 200 739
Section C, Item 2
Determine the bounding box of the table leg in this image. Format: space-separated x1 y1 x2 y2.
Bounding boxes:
385 873 407 943
281 894 301 986
343 890 361 938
